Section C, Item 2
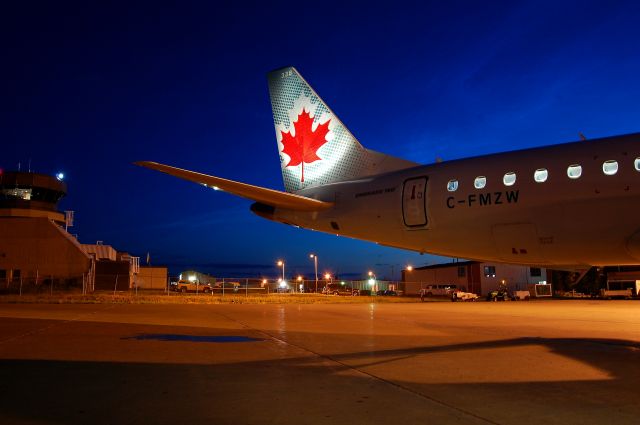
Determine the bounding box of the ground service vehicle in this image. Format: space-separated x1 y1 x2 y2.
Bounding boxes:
486 288 510 301
451 290 478 301
599 288 632 299
512 290 531 300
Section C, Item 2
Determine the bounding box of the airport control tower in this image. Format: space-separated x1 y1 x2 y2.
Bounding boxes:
0 170 68 225
0 169 91 289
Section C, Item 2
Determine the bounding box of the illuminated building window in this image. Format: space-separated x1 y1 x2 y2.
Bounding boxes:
534 168 548 183
474 176 486 189
635 157 640 171
1 188 32 200
447 179 458 192
602 160 618 176
503 172 516 186
567 164 582 179
483 265 496 278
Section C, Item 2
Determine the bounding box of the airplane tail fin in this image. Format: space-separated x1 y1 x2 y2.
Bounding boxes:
268 67 417 193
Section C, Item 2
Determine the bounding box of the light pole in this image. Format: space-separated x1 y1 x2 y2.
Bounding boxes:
309 254 318 293
277 260 285 291
368 270 377 292
324 273 332 291
402 265 413 293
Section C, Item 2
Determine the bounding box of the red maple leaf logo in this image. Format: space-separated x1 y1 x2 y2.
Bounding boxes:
280 110 331 182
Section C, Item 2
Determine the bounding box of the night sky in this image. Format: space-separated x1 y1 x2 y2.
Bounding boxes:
3 1 640 280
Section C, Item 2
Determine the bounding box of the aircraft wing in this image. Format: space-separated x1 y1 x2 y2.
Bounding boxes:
135 161 333 212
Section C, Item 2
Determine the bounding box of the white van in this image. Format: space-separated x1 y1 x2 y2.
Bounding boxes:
420 284 458 297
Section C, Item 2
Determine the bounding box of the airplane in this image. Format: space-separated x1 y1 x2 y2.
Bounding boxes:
136 66 640 270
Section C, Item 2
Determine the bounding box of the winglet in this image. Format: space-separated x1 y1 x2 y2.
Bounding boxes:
135 161 333 212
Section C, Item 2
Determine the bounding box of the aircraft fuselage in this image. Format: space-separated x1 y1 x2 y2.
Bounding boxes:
264 133 640 268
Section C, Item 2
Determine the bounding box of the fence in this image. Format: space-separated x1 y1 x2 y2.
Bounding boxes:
0 273 94 295
164 277 405 296
0 275 412 297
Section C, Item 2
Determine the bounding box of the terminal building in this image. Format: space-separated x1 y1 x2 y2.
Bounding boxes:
402 261 549 296
0 170 166 292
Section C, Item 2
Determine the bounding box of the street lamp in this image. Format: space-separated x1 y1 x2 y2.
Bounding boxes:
297 275 303 292
406 265 413 271
277 260 285 280
277 260 285 291
321 273 332 295
309 254 319 293
368 270 376 290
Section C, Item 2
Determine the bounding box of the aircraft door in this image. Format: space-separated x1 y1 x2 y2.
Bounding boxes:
402 177 428 227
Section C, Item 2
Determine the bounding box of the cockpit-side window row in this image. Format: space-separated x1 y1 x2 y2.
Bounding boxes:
446 157 640 192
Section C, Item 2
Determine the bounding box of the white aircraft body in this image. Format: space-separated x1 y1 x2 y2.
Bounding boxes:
137 67 640 269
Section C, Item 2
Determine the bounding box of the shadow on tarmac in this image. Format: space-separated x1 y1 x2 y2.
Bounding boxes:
123 333 265 343
0 320 639 425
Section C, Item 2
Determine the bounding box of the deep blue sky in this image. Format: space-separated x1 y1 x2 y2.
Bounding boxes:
3 1 640 279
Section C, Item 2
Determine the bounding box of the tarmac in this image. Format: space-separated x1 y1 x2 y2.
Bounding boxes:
0 300 639 424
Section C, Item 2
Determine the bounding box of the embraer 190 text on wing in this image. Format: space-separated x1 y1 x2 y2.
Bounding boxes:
136 66 640 269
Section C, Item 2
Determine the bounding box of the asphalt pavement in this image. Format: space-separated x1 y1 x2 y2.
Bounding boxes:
0 300 639 425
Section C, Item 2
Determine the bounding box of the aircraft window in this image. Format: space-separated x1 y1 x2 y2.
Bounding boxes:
635 158 640 171
447 179 458 192
567 165 582 179
534 168 548 183
474 176 486 189
503 172 516 186
602 160 618 176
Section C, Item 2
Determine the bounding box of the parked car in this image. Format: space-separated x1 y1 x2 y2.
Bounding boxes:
213 281 241 292
322 283 358 296
376 290 397 296
172 280 213 293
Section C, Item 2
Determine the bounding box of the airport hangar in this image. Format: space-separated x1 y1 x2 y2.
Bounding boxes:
0 170 166 292
401 261 550 297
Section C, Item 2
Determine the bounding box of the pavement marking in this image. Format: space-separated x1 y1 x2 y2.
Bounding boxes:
213 308 500 425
